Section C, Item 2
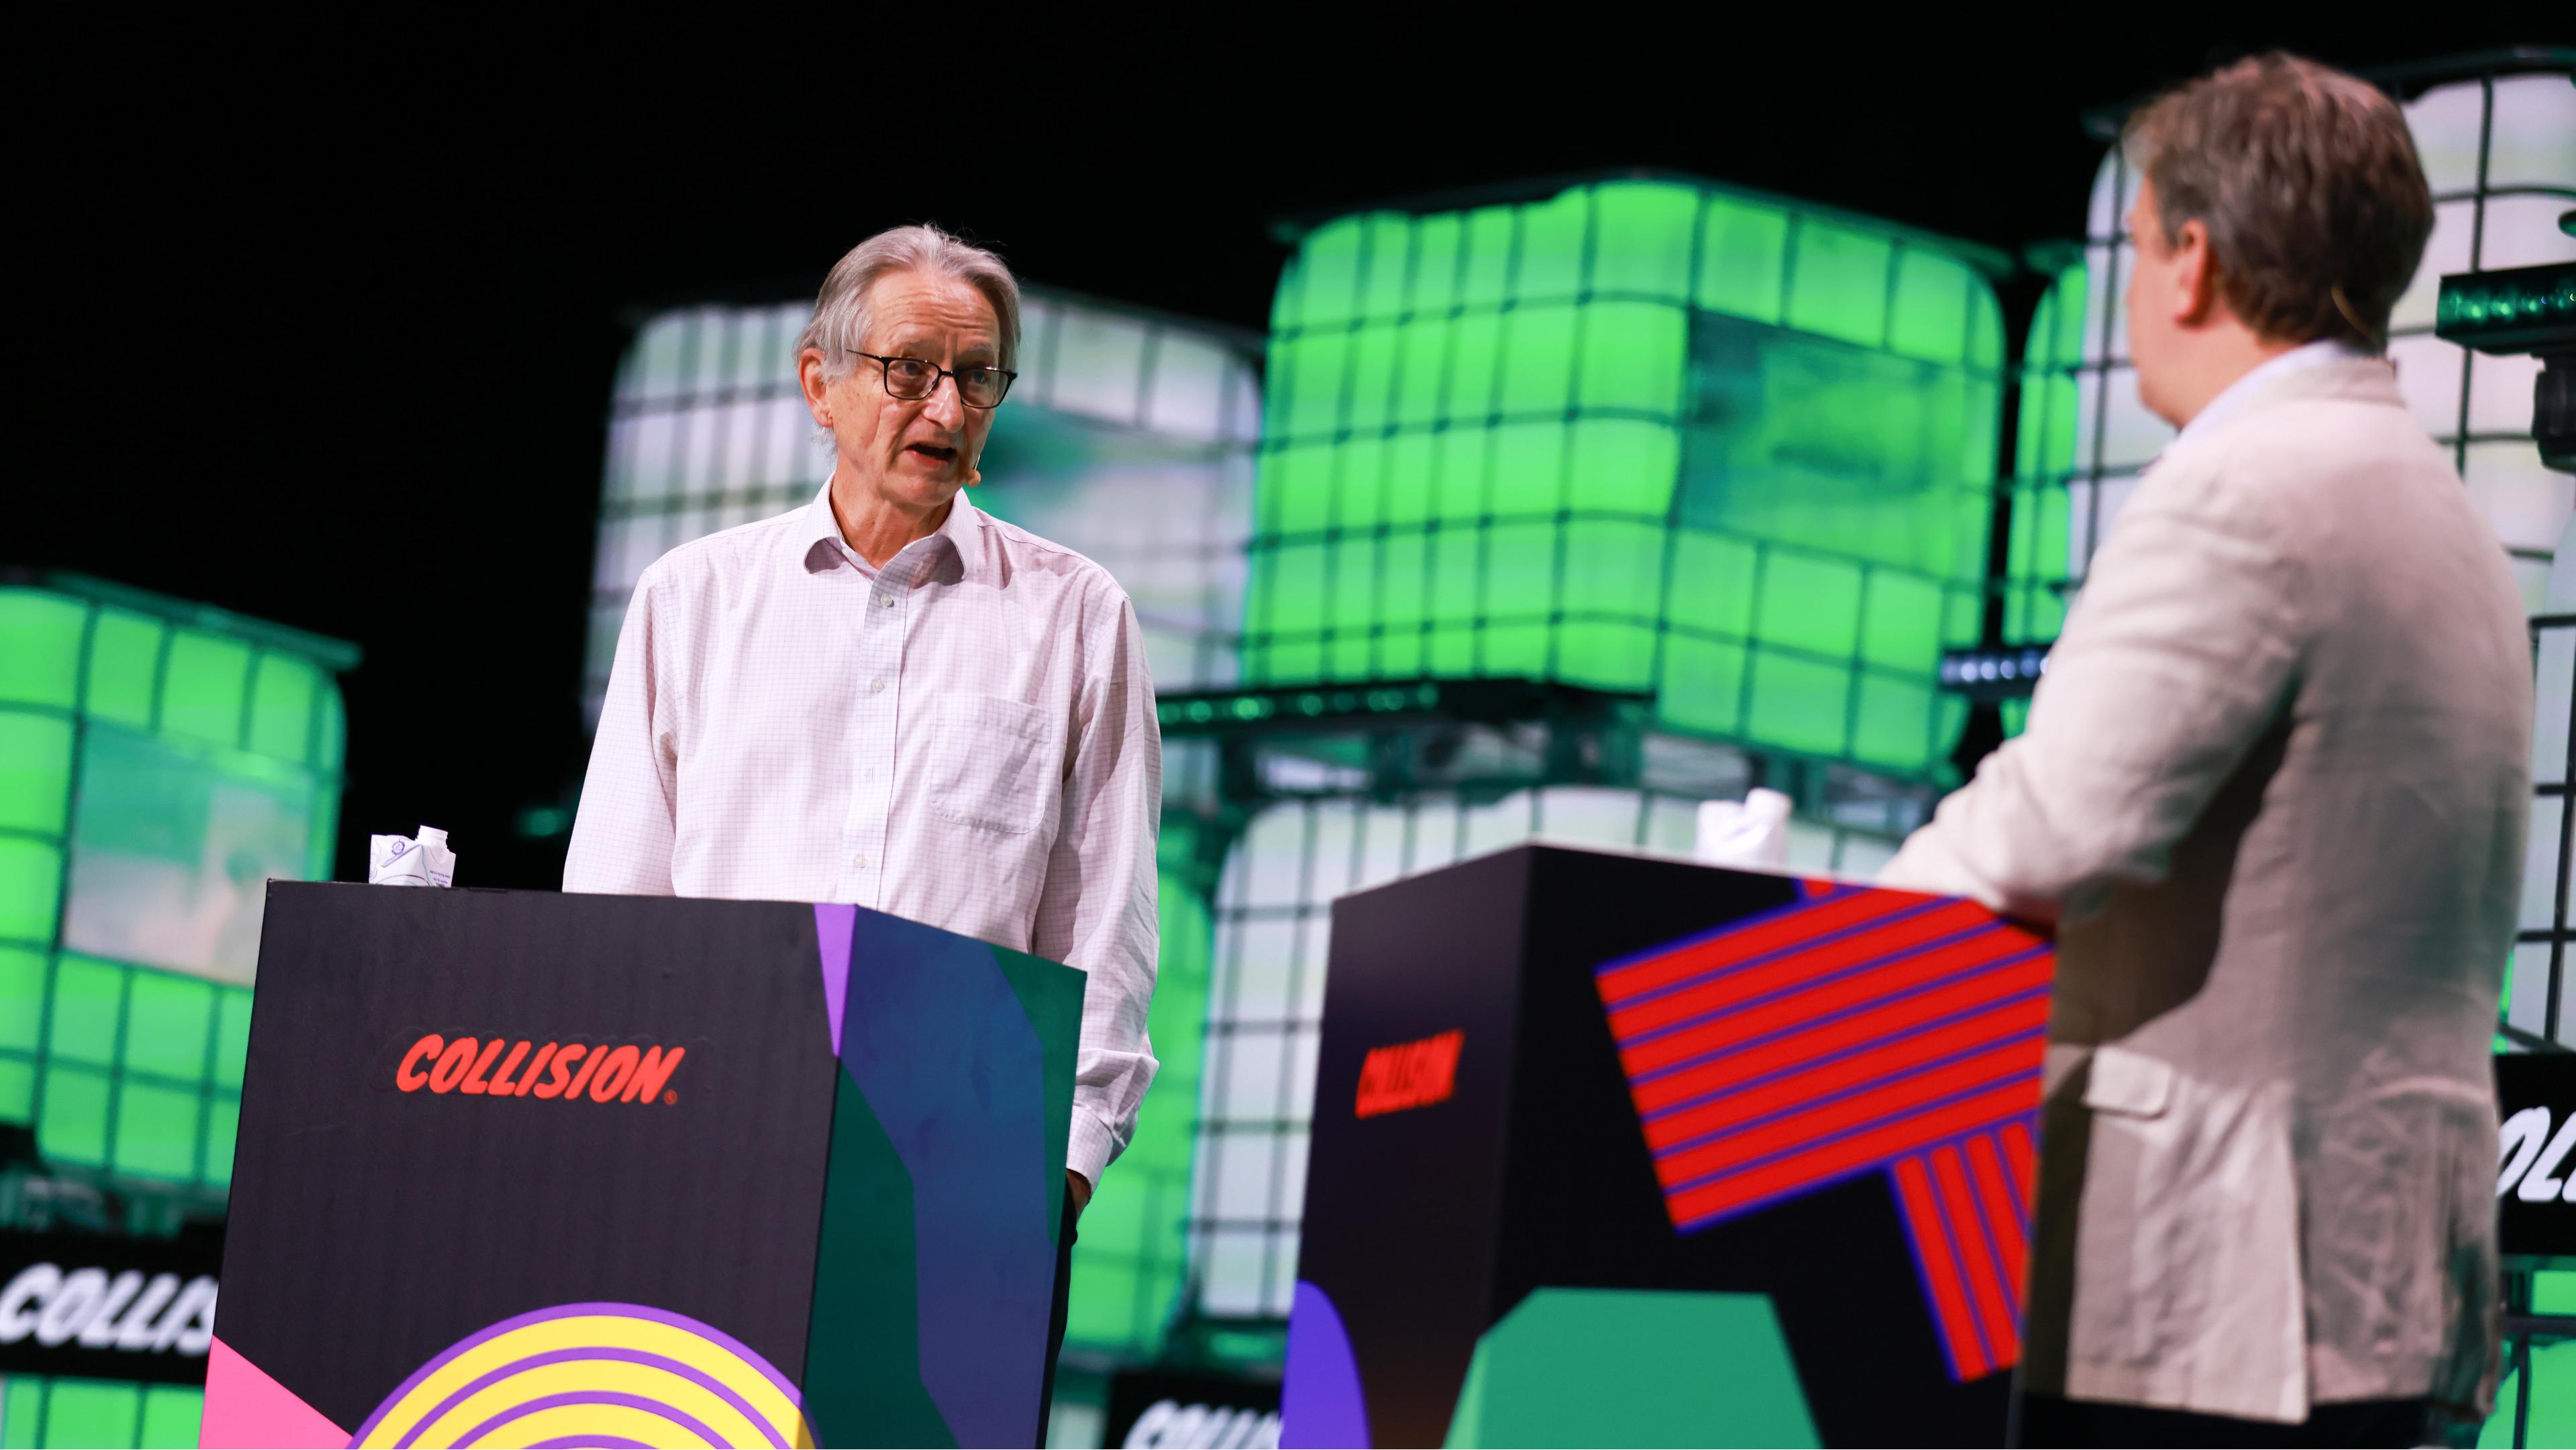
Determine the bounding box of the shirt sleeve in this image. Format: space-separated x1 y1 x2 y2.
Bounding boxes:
1031 586 1163 1187
1878 460 2303 919
564 569 680 896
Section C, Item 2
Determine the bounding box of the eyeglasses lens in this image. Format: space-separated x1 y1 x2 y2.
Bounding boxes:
874 356 1008 408
883 358 934 399
959 370 1007 407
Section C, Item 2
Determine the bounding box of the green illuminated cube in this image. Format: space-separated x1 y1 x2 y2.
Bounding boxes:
0 576 352 1450
1245 178 2008 777
1059 870 1208 1355
0 575 353 1190
1994 262 2088 737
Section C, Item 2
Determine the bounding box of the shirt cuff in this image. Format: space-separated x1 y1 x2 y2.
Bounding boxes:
1067 1104 1123 1186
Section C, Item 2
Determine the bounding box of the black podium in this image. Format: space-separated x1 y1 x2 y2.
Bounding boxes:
203 882 1083 1449
1280 845 2057 1447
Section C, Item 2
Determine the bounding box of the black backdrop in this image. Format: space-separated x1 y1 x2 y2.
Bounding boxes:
15 17 2544 891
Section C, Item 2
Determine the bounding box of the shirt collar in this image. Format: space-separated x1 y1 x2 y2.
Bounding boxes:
795 474 982 584
2175 338 2369 448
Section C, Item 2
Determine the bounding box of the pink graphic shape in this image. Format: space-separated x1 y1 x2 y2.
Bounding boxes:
201 1336 352 1449
815 903 855 1057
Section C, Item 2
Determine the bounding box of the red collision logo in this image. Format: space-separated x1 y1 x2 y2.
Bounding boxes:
1354 1029 1463 1119
395 1035 687 1105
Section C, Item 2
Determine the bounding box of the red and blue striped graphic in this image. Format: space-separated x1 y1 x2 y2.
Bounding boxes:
1890 1123 2038 1381
1595 882 2054 1382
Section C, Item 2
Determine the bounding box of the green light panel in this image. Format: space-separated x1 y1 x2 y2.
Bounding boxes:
2437 262 2576 346
2482 1337 2576 1448
1243 179 2006 779
1061 867 1208 1355
0 582 346 1189
0 580 348 1450
0 1378 204 1449
1992 262 2087 737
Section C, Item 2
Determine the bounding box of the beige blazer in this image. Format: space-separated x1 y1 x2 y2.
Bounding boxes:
1882 358 2529 1422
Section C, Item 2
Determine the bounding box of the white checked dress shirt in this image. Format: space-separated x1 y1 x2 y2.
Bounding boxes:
564 478 1163 1185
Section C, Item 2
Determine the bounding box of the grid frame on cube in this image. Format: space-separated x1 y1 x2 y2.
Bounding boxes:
1059 866 1215 1358
2518 609 2576 1047
0 578 347 1194
1244 177 2008 784
0 577 349 1450
1183 781 1904 1325
0 1377 206 1450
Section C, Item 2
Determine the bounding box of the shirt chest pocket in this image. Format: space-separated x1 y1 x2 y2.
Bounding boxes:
925 692 1057 836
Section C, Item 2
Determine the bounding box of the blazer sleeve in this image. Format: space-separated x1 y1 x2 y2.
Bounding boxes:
1880 460 2304 919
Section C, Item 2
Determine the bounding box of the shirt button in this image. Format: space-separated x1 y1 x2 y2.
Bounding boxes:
870 678 885 695
851 852 869 870
877 594 895 609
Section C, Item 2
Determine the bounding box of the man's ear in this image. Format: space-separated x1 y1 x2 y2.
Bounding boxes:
797 348 833 427
2171 217 2222 328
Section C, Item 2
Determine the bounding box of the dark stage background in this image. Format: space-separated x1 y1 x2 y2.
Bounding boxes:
15 18 2546 890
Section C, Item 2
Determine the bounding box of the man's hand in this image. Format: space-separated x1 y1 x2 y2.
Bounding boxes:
1067 1170 1091 1217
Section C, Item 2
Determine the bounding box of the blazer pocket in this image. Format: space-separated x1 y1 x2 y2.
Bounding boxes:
2082 1043 2173 1118
926 693 1056 836
2066 1047 2309 1422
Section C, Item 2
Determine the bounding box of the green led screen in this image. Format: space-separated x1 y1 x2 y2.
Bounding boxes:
1244 178 2006 778
1993 261 2088 737
0 578 352 1449
0 1379 203 1450
1060 867 1209 1354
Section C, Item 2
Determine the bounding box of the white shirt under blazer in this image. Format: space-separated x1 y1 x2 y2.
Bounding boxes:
566 479 1163 1186
1883 355 2529 1422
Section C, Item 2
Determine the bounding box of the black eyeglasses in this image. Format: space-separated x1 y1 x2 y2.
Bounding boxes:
846 351 1018 409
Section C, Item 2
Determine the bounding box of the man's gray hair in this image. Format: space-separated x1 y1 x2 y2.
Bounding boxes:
798 224 1023 380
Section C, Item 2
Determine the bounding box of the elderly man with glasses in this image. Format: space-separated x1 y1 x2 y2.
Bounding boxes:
565 225 1160 1427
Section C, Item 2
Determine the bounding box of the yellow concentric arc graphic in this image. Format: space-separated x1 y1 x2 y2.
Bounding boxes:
350 1303 815 1449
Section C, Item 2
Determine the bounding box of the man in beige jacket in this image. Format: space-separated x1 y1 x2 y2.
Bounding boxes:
1882 54 2530 1447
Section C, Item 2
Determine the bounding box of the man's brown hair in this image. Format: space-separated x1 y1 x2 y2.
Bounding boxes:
2123 52 2434 350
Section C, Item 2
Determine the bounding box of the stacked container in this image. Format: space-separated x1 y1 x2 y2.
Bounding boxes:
1246 177 2008 777
0 573 352 1447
